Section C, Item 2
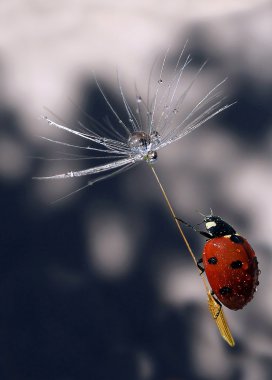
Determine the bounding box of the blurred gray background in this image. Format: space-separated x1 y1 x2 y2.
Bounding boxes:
0 1 272 379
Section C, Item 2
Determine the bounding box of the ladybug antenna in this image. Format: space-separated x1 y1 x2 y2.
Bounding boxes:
210 208 214 216
195 209 206 217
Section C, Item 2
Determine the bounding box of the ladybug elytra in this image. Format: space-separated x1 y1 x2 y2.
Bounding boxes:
177 213 260 310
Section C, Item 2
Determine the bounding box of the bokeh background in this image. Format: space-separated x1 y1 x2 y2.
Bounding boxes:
1 1 272 379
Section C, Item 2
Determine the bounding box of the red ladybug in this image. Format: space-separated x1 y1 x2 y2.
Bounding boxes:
177 213 260 310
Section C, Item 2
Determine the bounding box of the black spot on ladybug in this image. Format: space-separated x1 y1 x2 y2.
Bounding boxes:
208 257 218 265
230 235 244 243
219 286 232 295
230 260 243 269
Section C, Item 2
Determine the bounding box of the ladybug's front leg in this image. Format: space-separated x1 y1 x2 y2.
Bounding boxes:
211 291 222 319
175 217 212 239
197 258 205 275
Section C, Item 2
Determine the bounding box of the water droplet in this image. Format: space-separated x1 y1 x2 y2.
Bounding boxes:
128 131 151 154
173 108 178 114
67 171 74 177
118 119 123 124
158 79 163 84
137 96 142 103
129 118 133 123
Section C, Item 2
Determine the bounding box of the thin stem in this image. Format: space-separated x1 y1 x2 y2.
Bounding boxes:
150 165 209 293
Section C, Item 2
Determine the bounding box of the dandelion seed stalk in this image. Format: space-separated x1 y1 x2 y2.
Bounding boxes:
150 166 208 286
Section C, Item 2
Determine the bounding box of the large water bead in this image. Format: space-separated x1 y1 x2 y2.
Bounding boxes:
128 131 151 154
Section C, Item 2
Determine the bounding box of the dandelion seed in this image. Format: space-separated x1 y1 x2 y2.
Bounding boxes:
34 45 235 345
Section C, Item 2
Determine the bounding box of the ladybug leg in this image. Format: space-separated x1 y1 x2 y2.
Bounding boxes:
197 258 205 275
211 291 222 319
175 217 212 239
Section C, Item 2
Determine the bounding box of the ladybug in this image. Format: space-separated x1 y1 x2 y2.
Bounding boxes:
176 213 260 310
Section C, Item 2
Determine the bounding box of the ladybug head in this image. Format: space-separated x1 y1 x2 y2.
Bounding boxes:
204 214 236 238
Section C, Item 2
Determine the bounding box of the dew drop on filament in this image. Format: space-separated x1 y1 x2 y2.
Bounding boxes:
128 131 151 154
